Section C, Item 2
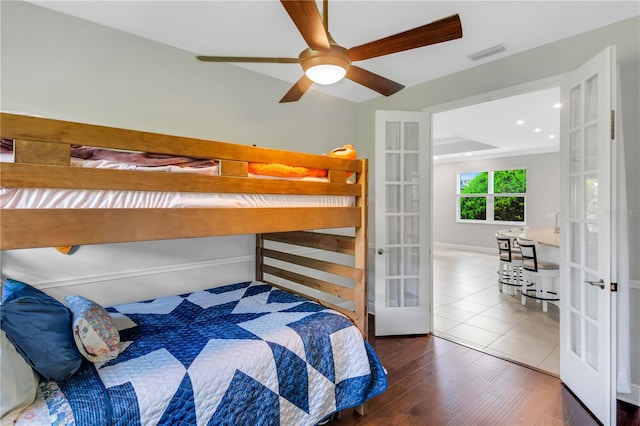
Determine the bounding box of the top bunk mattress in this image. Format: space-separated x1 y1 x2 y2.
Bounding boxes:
0 153 355 210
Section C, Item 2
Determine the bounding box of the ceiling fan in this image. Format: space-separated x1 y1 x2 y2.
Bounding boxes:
197 0 463 103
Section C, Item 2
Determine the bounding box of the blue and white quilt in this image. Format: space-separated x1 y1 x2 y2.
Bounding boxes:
25 281 387 425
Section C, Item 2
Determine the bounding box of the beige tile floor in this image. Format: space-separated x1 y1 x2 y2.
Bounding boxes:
433 246 560 375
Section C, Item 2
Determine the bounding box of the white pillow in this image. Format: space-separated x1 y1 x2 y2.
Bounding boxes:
0 330 39 421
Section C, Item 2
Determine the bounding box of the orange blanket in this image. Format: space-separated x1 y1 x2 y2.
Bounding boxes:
248 145 357 178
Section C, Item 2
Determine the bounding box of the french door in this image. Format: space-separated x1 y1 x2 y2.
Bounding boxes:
559 46 617 425
374 111 430 336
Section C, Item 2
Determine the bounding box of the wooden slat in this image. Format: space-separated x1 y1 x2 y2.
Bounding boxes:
260 279 356 323
262 264 355 301
0 208 361 250
0 163 361 196
328 170 347 183
262 248 361 280
262 231 355 255
0 113 361 173
14 139 70 165
219 160 248 177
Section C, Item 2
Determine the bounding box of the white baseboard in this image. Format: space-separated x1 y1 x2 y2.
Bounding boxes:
3 254 255 306
13 255 254 290
618 383 640 407
5 245 324 292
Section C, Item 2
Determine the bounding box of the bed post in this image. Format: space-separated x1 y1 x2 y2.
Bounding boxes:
256 233 264 282
354 159 369 417
354 158 369 340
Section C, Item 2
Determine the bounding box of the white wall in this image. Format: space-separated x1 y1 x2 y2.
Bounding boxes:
433 152 560 250
0 1 358 151
0 1 359 305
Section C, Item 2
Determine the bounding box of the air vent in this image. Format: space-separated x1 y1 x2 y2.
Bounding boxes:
468 44 506 61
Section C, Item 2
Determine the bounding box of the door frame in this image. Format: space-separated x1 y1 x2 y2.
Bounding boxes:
424 74 565 332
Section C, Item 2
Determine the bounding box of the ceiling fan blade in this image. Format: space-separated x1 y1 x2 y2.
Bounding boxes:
279 75 313 103
345 65 405 97
348 14 462 61
280 0 330 51
197 56 299 64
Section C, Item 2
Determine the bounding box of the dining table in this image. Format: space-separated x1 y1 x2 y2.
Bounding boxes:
496 227 559 261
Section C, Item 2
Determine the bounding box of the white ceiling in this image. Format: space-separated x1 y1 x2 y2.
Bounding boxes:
433 86 561 163
23 1 638 159
27 1 638 103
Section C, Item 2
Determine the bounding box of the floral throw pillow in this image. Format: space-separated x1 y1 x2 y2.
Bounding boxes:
65 295 120 363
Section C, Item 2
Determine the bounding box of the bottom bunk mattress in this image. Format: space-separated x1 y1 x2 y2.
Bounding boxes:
16 281 387 426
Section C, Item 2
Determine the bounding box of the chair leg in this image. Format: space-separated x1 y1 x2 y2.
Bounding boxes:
508 264 517 295
498 262 506 293
541 277 549 312
520 272 558 312
509 264 516 296
505 265 510 293
513 265 521 296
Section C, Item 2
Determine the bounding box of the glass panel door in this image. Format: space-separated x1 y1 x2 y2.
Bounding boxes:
374 111 430 336
560 47 615 425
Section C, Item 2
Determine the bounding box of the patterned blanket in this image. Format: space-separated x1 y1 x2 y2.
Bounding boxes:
28 281 386 425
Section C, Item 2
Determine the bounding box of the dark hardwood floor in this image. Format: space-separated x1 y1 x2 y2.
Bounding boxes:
332 318 640 426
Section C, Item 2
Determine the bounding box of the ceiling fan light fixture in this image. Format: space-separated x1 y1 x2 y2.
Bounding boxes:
305 64 347 85
300 45 351 85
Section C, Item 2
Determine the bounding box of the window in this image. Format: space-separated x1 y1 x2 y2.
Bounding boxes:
457 169 527 224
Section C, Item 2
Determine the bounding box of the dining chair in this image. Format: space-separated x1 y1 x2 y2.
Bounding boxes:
496 235 523 295
517 238 559 312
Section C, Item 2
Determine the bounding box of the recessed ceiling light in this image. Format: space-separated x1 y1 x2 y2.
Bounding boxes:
549 134 556 139
433 156 439 160
516 120 525 125
465 152 473 156
553 103 562 109
534 128 542 133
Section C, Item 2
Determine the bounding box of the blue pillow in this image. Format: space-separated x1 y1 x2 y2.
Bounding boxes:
0 279 82 380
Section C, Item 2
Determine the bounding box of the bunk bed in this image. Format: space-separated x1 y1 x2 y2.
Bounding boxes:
0 112 386 425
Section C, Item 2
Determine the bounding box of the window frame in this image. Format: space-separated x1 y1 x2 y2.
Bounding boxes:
456 169 527 225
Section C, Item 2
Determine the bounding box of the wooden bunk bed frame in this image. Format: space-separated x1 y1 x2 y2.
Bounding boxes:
0 112 370 338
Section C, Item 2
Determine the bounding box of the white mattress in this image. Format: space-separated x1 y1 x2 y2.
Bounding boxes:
0 155 354 209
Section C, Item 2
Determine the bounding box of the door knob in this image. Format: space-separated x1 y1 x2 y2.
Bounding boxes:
584 279 605 289
377 248 384 255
